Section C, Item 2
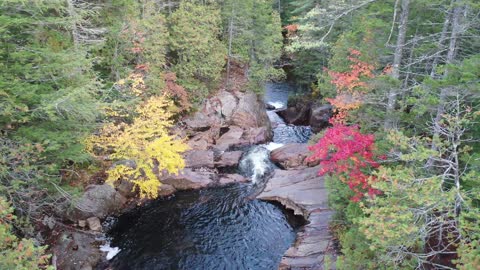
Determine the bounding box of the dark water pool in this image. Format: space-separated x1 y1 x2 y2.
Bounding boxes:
107 184 297 269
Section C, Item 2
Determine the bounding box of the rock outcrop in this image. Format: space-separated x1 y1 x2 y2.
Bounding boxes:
182 89 273 151
67 184 126 221
258 166 335 269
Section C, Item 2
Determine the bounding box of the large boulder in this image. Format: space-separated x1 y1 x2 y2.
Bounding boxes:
270 143 311 169
216 90 238 119
310 104 332 133
277 103 312 126
52 231 103 270
232 92 272 132
160 169 214 190
67 184 126 221
184 150 215 168
277 100 332 133
182 89 273 150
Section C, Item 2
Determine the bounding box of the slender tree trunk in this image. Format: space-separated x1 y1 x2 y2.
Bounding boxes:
226 13 234 89
428 2 464 168
430 1 453 78
434 4 462 134
401 31 417 90
384 0 409 130
66 0 79 48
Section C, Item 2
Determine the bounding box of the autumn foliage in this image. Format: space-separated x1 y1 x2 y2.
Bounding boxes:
163 72 191 111
87 95 188 199
307 124 380 202
324 49 374 124
284 24 299 37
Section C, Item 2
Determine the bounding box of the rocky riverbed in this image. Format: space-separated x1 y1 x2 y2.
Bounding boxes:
52 84 335 270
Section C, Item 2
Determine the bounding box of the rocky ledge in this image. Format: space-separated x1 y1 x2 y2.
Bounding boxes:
258 145 335 270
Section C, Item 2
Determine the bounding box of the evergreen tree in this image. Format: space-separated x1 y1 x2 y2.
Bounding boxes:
169 1 226 100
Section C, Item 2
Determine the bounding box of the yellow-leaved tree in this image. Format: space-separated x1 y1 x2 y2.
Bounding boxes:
88 95 188 199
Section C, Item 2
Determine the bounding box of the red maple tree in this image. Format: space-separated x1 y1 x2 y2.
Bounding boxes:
307 124 381 202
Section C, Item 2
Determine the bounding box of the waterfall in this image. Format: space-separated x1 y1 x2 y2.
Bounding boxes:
238 146 274 183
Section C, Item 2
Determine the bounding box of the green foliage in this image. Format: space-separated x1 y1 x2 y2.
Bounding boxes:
0 197 52 270
0 1 102 165
222 0 284 92
169 2 226 101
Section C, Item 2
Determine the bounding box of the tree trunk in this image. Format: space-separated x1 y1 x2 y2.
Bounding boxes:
430 1 453 78
225 1 236 89
428 1 464 168
384 0 409 130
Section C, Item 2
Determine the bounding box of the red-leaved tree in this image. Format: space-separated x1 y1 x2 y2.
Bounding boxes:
307 124 381 202
324 49 374 124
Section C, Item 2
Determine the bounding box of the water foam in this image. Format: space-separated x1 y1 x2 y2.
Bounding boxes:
239 147 273 183
100 243 121 260
264 142 284 151
268 101 285 109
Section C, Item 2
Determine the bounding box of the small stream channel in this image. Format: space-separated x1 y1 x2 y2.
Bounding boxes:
106 83 310 269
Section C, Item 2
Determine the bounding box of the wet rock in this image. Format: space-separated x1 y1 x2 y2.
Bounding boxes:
270 143 311 169
67 184 126 221
265 103 276 110
216 151 243 167
185 150 215 168
218 174 248 185
277 104 311 126
157 184 176 197
257 166 334 269
53 231 103 270
310 104 332 133
86 217 102 232
160 169 214 190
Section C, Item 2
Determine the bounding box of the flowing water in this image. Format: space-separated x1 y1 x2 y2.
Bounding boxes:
106 83 310 270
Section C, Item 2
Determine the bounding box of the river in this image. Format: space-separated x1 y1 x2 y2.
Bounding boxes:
106 83 310 270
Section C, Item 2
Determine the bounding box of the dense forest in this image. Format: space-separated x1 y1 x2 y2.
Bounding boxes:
0 0 479 269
